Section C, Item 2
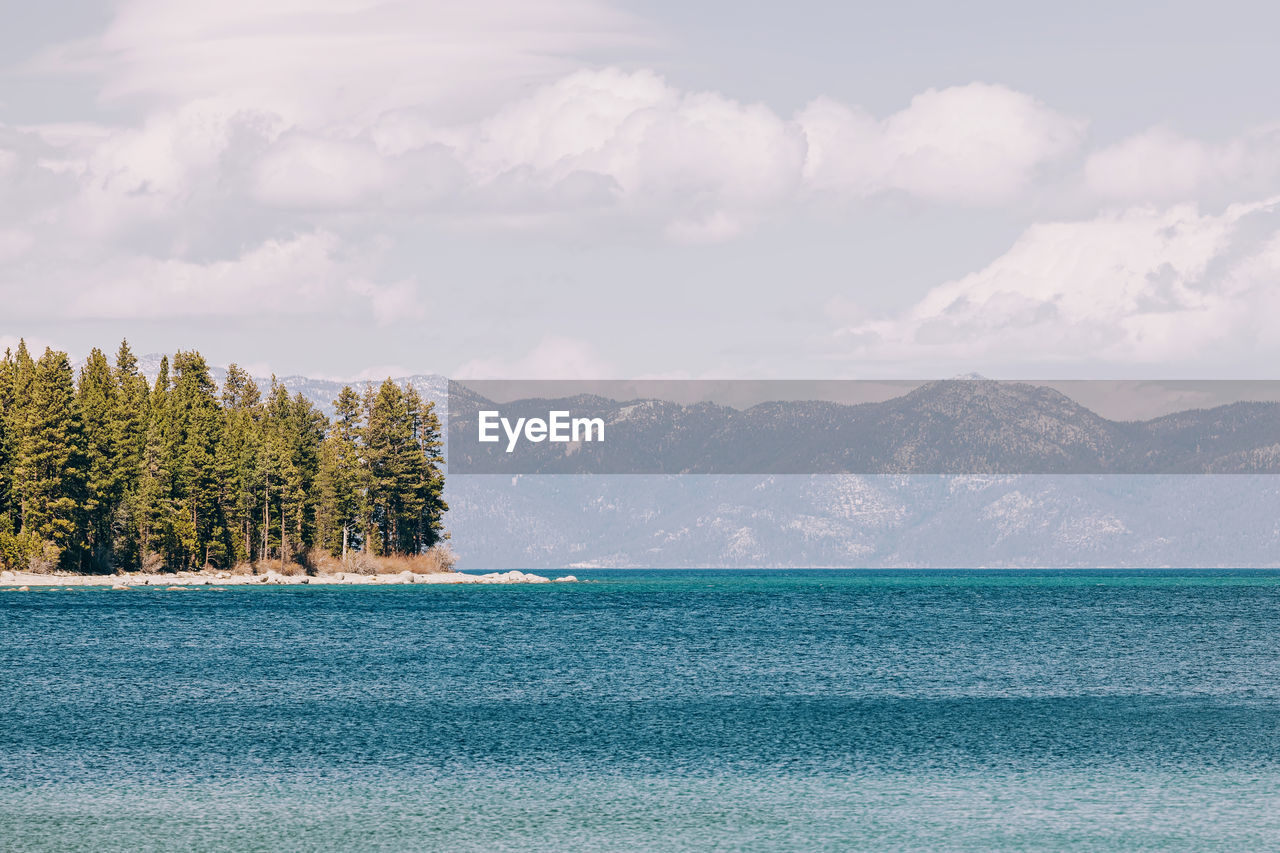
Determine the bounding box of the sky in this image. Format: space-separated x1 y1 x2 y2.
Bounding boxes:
2 0 1280 380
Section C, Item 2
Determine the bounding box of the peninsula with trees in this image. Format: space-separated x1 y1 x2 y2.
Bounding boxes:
0 339 458 582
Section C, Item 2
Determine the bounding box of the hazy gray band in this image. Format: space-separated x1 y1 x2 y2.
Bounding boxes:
446 379 1280 475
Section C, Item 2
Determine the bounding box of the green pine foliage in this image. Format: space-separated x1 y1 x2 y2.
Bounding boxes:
0 340 448 574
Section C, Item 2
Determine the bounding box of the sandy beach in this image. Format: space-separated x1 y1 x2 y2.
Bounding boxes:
0 569 576 588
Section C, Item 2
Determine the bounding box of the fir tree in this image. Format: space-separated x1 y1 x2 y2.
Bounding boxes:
0 342 448 573
315 386 366 560
78 348 120 571
219 364 263 563
168 352 225 569
0 348 13 529
113 341 150 569
14 349 85 569
6 341 35 533
408 386 448 551
362 379 447 555
136 356 174 566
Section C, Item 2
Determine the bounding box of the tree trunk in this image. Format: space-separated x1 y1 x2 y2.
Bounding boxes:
262 479 270 560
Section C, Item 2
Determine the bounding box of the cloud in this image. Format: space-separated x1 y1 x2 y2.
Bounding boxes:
450 68 808 240
346 277 426 326
33 0 649 126
798 84 1086 204
1085 124 1280 203
361 72 1081 238
453 336 616 379
13 0 1275 374
252 131 392 210
66 231 342 318
13 4 1092 257
16 61 1088 257
0 229 34 262
12 230 425 326
838 197 1280 367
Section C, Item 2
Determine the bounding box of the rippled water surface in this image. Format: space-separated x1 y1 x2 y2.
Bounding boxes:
4 569 1280 851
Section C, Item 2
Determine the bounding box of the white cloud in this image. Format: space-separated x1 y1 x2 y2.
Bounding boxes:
49 102 257 241
351 72 1080 239
42 230 423 326
18 64 1087 255
839 197 1280 367
34 0 648 126
252 131 390 210
0 229 34 262
452 68 808 239
799 84 1086 204
12 0 1278 376
67 231 341 318
346 277 426 326
1085 125 1280 203
453 336 616 379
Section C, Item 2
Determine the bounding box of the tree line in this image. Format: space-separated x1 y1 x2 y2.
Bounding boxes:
0 340 446 573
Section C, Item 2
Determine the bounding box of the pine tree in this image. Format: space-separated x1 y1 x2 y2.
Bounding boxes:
113 341 150 569
260 379 298 561
78 348 120 571
0 348 14 529
408 386 448 551
6 341 34 533
364 380 407 555
315 386 366 560
168 352 225 569
136 356 174 567
14 349 85 569
362 380 447 555
0 340 448 573
219 364 263 564
287 391 327 556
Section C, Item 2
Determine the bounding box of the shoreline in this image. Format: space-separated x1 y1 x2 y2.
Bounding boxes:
0 569 577 588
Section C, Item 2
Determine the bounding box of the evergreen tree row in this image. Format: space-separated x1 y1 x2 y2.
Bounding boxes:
0 340 446 573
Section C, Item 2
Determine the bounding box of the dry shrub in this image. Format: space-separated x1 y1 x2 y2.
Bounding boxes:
365 546 459 575
349 551 381 575
254 558 308 576
229 562 255 576
308 551 344 576
415 544 458 574
278 560 308 577
27 541 62 574
140 550 165 574
268 546 458 576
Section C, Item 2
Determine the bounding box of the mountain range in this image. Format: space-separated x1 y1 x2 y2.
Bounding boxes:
448 379 1280 474
133 359 1280 567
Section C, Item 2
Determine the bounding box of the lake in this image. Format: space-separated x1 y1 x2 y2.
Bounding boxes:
4 569 1280 850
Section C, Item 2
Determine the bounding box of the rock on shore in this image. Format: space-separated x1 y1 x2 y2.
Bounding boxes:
1 569 579 588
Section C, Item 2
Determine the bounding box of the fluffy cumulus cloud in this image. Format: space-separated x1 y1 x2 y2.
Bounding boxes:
453 336 617 379
839 197 1280 368
7 0 1280 377
2 6 1101 330
447 68 810 240
799 84 1085 204
64 231 423 324
14 70 1085 250
1084 125 1280 203
34 0 648 126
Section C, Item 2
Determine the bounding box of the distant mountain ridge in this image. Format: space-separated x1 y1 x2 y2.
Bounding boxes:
126 362 1280 566
449 380 1280 474
136 353 449 415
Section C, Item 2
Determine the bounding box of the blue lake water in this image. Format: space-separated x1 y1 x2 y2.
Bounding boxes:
4 569 1280 851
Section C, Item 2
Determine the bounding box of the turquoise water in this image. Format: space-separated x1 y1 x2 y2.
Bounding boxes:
4 569 1280 850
